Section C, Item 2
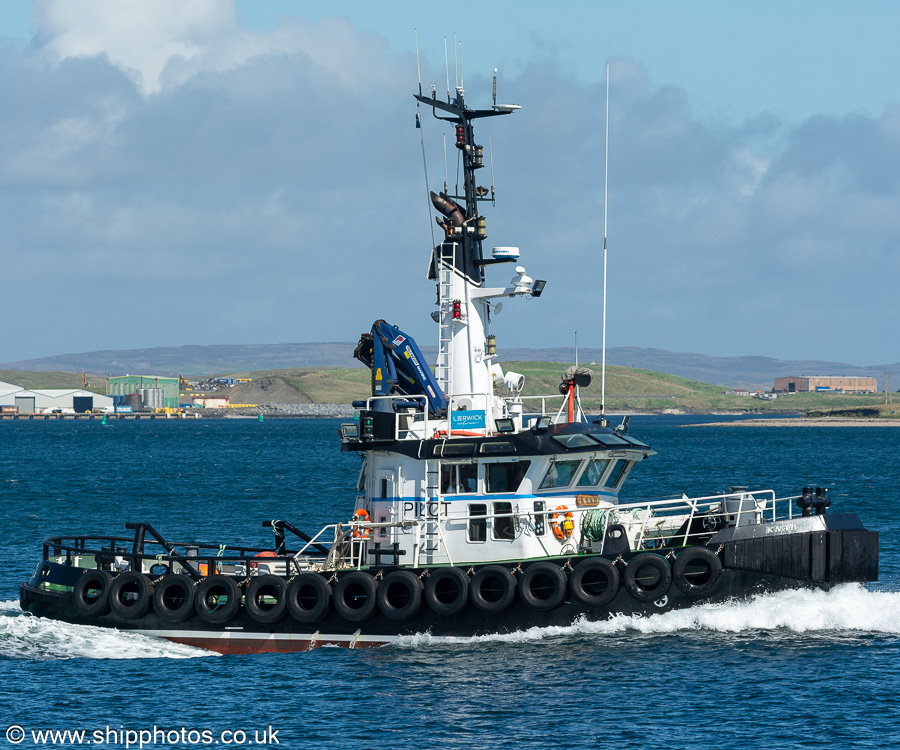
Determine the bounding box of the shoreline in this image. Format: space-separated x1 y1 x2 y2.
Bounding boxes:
692 417 900 427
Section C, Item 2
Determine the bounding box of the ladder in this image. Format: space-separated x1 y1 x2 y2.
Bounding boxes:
434 243 456 398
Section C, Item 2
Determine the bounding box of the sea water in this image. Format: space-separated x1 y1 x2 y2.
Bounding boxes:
1 416 898 749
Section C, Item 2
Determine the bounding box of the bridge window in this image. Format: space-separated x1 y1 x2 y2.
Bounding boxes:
468 503 487 542
485 460 531 493
441 463 477 494
539 460 583 490
604 459 632 489
577 458 610 487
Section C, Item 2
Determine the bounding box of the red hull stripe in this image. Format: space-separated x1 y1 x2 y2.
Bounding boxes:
135 629 395 654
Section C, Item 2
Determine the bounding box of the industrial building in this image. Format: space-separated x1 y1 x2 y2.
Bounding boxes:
107 375 179 408
774 376 878 394
0 380 114 413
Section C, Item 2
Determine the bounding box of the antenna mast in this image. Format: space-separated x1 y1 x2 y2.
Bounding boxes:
601 62 610 418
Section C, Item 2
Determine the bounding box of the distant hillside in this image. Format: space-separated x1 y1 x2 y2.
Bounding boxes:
1 343 897 390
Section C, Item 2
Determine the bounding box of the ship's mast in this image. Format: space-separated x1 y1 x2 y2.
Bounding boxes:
414 88 516 284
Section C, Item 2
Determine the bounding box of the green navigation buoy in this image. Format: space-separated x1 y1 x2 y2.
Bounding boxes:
258 414 264 422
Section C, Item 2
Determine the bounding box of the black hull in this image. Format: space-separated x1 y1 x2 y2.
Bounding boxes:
19 519 878 655
20 569 817 654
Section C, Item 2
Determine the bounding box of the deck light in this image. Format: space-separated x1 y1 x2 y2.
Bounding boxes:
531 280 547 297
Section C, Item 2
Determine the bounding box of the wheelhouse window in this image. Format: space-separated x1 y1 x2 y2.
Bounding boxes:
441 463 478 494
468 503 487 542
485 460 532 493
539 459 583 490
604 459 632 489
577 458 610 487
492 502 515 540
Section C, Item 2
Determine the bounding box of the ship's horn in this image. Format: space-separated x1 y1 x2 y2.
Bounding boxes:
430 191 465 227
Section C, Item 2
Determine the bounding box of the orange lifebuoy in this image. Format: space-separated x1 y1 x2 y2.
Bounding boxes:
432 429 487 439
550 505 575 542
352 508 370 539
249 550 278 570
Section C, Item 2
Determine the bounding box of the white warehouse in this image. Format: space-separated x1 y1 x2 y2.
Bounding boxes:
0 380 114 414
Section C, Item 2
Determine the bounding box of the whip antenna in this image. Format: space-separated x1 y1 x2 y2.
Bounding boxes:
415 28 422 96
601 61 610 418
444 38 450 101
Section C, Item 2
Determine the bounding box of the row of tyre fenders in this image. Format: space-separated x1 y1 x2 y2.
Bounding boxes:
67 547 722 625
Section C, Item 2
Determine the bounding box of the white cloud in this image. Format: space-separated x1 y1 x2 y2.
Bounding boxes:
31 0 397 96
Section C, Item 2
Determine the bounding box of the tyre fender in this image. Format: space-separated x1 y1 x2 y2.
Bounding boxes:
623 553 672 603
108 571 152 620
469 565 517 614
72 570 112 617
519 562 567 611
333 572 378 622
245 574 288 624
286 573 332 623
424 567 469 616
672 546 724 598
376 570 424 621
194 575 242 624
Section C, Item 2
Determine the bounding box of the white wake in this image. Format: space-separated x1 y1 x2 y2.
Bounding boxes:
0 600 215 660
393 584 900 647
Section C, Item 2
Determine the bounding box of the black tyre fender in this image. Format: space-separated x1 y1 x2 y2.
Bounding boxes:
377 570 424 621
244 574 288 624
108 571 152 620
672 546 724 598
570 558 621 608
623 553 672 603
72 570 112 617
152 574 195 622
424 567 469 616
333 572 378 622
194 575 242 624
286 573 332 623
519 562 567 611
469 565 517 614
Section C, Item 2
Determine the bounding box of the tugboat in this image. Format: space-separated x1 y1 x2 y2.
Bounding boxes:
20 73 879 654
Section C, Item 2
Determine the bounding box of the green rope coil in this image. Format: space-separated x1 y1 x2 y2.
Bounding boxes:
582 509 611 541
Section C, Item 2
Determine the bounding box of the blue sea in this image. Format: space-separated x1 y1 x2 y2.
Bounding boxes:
1 416 898 750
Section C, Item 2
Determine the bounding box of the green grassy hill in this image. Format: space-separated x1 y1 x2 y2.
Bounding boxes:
221 363 891 414
3 365 892 414
0 370 107 394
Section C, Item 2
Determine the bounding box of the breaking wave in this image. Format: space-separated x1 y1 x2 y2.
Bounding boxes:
0 600 215 660
392 584 900 647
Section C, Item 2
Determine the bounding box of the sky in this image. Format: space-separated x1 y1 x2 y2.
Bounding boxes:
1 0 899 366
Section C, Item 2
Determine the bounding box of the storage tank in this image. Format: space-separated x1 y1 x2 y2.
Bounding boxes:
138 388 164 410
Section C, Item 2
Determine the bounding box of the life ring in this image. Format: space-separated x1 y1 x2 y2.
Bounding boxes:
469 565 517 614
570 558 620 607
424 567 469 616
152 574 195 622
108 571 152 620
376 570 424 620
72 570 112 617
286 573 332 623
518 562 567 611
194 575 242 624
550 505 575 542
352 509 370 539
244 574 288 624
623 553 672 603
333 571 378 622
672 546 724 598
